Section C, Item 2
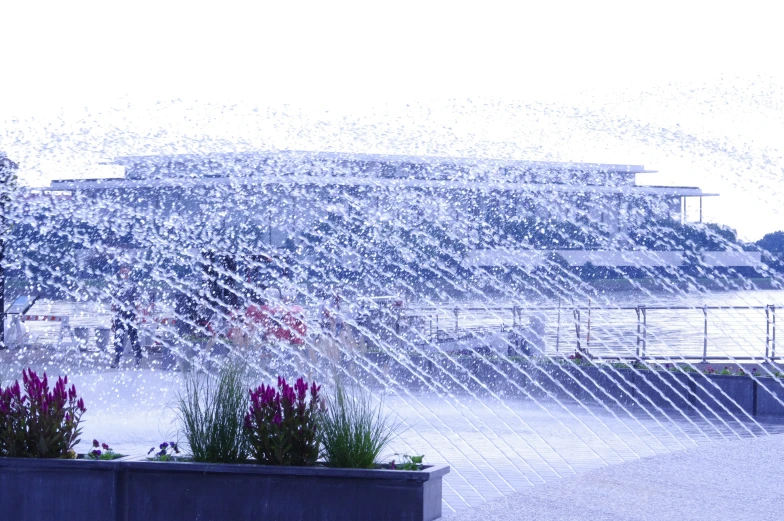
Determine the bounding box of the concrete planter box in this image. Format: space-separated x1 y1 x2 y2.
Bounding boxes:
95 327 112 351
694 374 755 418
465 358 526 398
0 458 449 521
0 457 122 520
632 371 696 411
530 364 584 404
576 366 636 407
755 378 784 419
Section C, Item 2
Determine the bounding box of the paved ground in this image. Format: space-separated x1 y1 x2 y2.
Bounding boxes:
2 357 782 516
442 433 784 521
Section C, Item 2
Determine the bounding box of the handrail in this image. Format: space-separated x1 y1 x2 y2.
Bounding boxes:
411 305 783 313
406 303 780 362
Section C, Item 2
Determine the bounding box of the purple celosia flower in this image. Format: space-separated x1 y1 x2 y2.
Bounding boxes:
295 378 308 401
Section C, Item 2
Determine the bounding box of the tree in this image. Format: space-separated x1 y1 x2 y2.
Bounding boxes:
757 231 784 252
0 152 19 347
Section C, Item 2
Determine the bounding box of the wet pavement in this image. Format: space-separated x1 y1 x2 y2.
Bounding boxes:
2 357 779 514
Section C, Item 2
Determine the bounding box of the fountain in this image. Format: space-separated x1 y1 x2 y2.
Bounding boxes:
1 97 784 516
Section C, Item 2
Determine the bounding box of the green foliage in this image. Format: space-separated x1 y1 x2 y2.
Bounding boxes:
177 363 250 463
319 382 398 469
245 376 323 466
147 441 182 461
504 217 607 249
568 353 593 366
86 439 125 460
392 454 424 471
630 219 741 252
757 231 784 252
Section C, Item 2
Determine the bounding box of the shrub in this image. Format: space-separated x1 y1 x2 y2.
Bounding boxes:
319 382 397 469
147 441 181 461
87 439 125 460
0 369 86 458
177 363 250 463
244 376 322 466
391 454 424 471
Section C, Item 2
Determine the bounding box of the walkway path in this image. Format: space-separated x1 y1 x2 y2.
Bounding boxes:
442 432 784 521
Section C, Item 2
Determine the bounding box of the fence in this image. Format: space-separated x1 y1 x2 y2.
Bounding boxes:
409 304 779 362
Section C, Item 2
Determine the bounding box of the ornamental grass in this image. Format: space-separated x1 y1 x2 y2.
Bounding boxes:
319 381 398 469
177 362 250 463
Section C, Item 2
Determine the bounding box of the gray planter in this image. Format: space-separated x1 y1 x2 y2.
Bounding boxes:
632 371 697 412
693 374 755 418
576 366 636 407
0 457 449 521
755 378 784 419
95 328 112 351
525 363 583 404
73 326 91 349
0 456 134 520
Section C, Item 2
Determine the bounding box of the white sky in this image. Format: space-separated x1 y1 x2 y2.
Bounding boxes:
1 0 782 240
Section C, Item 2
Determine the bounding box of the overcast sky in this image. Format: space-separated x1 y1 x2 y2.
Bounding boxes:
1 1 782 240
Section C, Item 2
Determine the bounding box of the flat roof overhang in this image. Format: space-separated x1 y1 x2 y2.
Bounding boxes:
105 150 655 175
43 176 715 197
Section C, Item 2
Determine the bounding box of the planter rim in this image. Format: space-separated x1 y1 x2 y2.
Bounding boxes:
0 456 450 481
0 456 129 470
122 460 450 481
699 373 756 381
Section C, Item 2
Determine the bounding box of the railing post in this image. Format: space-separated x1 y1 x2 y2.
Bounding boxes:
773 305 777 361
642 306 648 359
586 299 591 349
766 305 771 360
702 305 708 363
555 301 561 353
635 307 641 358
574 308 581 352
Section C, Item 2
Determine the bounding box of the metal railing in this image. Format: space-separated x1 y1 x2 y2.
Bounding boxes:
409 304 780 362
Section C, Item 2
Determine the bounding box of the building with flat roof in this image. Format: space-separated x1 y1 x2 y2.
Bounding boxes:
48 150 714 237
21 150 758 284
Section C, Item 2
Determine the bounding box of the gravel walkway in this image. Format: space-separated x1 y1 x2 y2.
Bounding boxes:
442 432 784 521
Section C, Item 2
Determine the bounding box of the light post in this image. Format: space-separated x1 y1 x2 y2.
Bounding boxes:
0 152 18 348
